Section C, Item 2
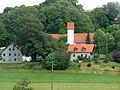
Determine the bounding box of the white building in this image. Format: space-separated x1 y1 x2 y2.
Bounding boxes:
66 22 95 61
0 44 23 63
67 44 94 61
49 22 95 61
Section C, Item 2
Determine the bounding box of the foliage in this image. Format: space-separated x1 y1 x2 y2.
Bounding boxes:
103 2 120 24
44 51 69 70
94 29 107 54
104 54 113 63
13 77 33 90
3 6 57 61
93 54 100 64
37 0 94 33
112 50 120 63
111 29 120 51
44 41 69 70
89 2 120 29
90 7 109 29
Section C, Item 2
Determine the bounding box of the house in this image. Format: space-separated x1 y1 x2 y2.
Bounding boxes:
67 44 94 61
49 22 95 61
0 44 23 63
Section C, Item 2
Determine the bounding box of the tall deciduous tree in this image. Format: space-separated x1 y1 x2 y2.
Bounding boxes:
37 0 94 33
0 15 10 46
3 5 55 61
103 2 120 24
94 29 108 54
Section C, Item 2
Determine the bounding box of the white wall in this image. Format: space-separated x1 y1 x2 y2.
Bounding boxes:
67 30 74 44
0 44 23 63
70 52 91 61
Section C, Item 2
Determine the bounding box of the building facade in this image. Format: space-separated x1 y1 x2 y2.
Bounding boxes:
0 44 23 63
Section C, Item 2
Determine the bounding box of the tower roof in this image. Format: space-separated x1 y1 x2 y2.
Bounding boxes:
67 22 74 30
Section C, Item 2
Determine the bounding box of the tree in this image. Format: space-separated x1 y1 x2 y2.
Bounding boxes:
43 41 69 70
3 7 13 13
0 16 10 46
111 30 120 50
3 5 55 61
90 7 109 29
37 0 94 33
103 2 120 24
106 33 115 52
44 51 69 70
106 24 120 33
112 50 120 63
94 29 108 54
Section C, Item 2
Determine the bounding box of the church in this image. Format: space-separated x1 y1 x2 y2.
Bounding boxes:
49 22 95 61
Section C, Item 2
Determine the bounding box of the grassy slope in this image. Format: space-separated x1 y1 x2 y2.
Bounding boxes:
0 70 120 83
0 63 120 90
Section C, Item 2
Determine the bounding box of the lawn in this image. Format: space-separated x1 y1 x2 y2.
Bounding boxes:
0 69 120 90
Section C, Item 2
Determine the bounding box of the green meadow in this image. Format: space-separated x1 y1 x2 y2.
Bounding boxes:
0 69 120 90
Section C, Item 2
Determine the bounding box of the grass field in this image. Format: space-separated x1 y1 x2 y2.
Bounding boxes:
0 69 120 90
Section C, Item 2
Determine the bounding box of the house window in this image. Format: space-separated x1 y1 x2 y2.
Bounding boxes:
9 53 11 56
14 58 16 61
18 53 20 56
81 54 83 58
14 53 16 56
9 48 11 51
9 59 11 61
84 54 87 58
73 54 75 57
3 59 5 62
3 53 5 56
13 48 15 51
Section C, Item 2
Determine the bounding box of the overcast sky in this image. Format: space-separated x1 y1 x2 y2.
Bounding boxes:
0 0 120 13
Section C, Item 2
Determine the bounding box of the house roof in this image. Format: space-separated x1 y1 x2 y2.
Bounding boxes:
49 33 94 43
49 34 66 39
67 44 95 53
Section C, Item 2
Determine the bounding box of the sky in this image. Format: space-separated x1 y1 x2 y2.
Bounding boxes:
0 0 120 13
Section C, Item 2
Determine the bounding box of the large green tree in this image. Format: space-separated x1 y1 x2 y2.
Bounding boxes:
0 15 10 46
3 5 55 61
37 0 94 33
103 2 120 24
94 29 108 54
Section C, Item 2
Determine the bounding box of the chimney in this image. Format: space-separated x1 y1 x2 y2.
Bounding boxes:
67 22 74 44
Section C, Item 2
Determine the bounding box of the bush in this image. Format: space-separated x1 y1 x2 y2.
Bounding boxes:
112 51 120 63
43 51 70 70
93 54 100 64
13 77 33 90
104 54 113 63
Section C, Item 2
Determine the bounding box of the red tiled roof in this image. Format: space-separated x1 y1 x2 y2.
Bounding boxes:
49 33 94 43
67 22 74 30
67 44 95 53
74 33 94 43
49 34 66 39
